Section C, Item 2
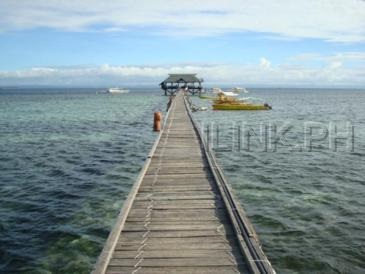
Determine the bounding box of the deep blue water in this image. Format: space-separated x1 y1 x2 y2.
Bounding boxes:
0 88 364 274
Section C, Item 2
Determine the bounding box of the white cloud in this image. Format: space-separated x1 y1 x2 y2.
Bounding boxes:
328 61 342 70
0 0 365 42
260 57 271 69
291 52 365 63
1 53 364 87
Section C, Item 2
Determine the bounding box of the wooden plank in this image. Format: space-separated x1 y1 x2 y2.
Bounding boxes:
155 146 201 150
136 189 216 195
153 152 203 157
112 249 237 259
145 167 210 175
127 209 227 222
119 229 235 239
125 215 225 222
128 208 226 217
131 200 224 210
135 192 216 198
108 257 243 267
151 156 204 160
139 185 215 192
106 266 246 274
141 179 213 186
159 136 198 140
148 162 207 168
135 192 216 201
155 143 201 147
117 236 231 245
154 145 202 149
122 220 229 230
134 195 216 201
143 173 212 179
126 212 226 223
141 179 213 185
140 180 214 187
147 162 207 168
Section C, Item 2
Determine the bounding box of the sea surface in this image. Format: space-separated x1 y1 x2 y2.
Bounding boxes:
0 88 364 274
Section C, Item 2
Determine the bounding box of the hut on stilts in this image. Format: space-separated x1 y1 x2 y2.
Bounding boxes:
160 74 203 96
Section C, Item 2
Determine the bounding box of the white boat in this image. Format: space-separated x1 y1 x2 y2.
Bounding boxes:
220 91 239 97
107 88 129 94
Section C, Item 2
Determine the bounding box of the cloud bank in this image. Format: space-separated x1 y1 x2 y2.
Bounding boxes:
1 53 364 87
0 0 365 42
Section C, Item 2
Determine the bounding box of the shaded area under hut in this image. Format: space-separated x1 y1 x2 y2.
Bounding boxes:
160 73 203 96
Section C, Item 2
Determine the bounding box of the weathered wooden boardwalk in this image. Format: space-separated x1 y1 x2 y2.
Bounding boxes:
93 91 275 274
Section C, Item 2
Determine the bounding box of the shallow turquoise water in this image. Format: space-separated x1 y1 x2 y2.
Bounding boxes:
192 89 365 274
0 88 167 273
0 88 364 273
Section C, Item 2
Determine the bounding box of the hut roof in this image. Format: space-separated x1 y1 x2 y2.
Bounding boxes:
161 74 202 84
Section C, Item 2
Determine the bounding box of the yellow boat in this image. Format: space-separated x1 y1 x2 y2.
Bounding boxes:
213 103 271 110
212 91 272 110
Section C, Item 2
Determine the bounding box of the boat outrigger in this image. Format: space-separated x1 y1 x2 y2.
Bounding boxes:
199 94 216 99
213 91 272 110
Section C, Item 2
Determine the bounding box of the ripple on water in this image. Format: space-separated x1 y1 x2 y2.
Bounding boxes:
0 90 167 273
192 89 365 273
79 167 105 176
2 89 365 273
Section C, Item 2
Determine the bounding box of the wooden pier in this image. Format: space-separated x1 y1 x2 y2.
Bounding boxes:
93 91 275 274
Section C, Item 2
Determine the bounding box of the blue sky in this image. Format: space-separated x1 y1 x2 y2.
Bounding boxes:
0 0 365 87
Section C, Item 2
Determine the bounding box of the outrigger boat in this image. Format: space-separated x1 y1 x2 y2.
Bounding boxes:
200 87 248 99
106 88 129 94
212 91 272 110
97 88 130 94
